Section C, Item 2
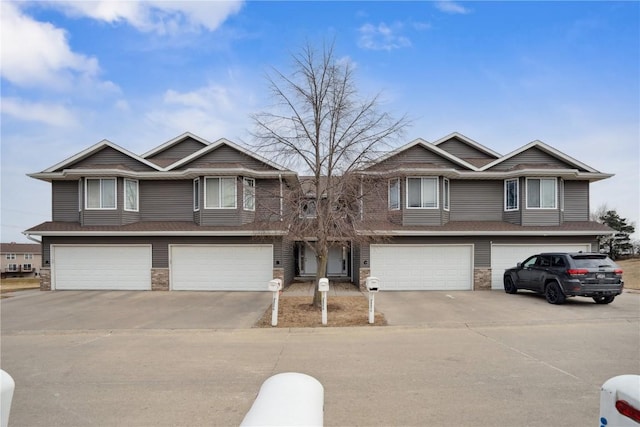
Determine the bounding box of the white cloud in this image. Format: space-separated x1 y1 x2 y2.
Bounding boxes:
0 2 100 90
1 97 78 127
434 1 471 15
358 22 411 51
49 0 245 35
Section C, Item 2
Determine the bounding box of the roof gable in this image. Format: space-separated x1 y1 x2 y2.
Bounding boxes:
481 140 600 173
364 138 479 171
432 132 501 160
142 132 210 160
166 138 289 172
42 140 162 173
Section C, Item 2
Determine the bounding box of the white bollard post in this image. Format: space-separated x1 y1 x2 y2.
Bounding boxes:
318 278 329 326
1 370 15 427
267 279 282 327
366 277 380 325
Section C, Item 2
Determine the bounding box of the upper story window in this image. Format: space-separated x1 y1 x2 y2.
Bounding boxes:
526 178 556 209
5 253 15 260
243 178 255 211
124 179 139 212
388 178 400 210
86 178 116 210
504 178 519 211
300 199 317 218
443 178 450 211
193 178 200 211
407 177 438 209
205 177 236 209
24 253 33 260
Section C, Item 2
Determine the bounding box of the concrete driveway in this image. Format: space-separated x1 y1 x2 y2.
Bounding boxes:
2 289 639 426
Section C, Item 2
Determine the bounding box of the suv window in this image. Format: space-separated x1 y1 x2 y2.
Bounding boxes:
523 256 538 268
572 255 616 269
551 256 566 267
537 256 551 267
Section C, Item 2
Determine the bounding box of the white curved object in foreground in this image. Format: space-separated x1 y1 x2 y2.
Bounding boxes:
1 370 15 427
241 372 324 427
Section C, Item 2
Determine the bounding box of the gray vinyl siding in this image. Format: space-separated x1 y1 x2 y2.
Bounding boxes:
563 181 590 221
140 180 193 221
52 181 80 222
68 147 156 171
255 179 282 222
488 147 576 171
403 209 442 226
177 145 276 170
522 209 561 226
503 210 521 224
81 178 123 226
352 243 361 286
282 238 295 285
43 236 282 268
122 210 140 225
200 209 240 226
436 137 497 160
450 180 502 221
146 138 206 160
369 145 461 170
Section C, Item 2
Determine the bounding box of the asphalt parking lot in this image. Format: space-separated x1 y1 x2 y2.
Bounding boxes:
2 289 639 426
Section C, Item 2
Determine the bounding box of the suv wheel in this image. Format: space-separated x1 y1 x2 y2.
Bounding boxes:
504 277 517 294
593 295 615 304
545 282 566 305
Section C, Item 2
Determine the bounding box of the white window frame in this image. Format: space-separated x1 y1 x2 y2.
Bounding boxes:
85 178 117 210
7 264 18 272
504 178 519 211
243 177 256 211
204 177 237 209
5 253 15 260
124 179 139 212
406 177 439 209
388 178 400 210
193 178 200 211
24 253 33 260
22 263 32 271
526 177 557 209
443 178 450 211
299 199 318 218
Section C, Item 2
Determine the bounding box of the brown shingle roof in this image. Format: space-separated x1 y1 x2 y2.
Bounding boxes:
0 243 41 253
24 221 287 235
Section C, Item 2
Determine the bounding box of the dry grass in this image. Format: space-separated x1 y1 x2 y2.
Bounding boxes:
618 258 640 290
0 278 40 298
254 295 387 328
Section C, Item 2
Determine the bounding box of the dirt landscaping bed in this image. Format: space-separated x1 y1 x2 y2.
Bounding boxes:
254 295 387 328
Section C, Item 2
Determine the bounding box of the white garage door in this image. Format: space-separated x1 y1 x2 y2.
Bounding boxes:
170 245 273 291
370 244 473 291
491 243 591 289
52 245 152 290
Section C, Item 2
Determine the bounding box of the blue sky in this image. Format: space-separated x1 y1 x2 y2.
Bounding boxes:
1 0 639 242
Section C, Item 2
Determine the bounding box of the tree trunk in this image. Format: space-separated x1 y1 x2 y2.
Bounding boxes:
312 250 328 308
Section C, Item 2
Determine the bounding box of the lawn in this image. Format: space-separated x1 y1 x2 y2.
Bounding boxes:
618 258 640 290
0 278 40 298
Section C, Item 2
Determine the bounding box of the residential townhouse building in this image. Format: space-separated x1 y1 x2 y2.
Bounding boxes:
1 243 42 278
25 132 613 292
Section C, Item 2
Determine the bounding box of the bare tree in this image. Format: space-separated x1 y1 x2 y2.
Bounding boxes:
251 39 410 307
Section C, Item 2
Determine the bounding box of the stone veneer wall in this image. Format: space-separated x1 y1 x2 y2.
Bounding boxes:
273 268 284 283
474 268 491 290
151 268 169 291
39 268 51 291
358 268 370 292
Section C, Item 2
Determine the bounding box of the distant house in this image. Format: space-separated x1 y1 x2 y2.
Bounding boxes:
1 242 42 278
24 131 614 292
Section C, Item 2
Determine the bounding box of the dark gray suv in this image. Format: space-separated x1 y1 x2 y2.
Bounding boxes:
503 252 624 304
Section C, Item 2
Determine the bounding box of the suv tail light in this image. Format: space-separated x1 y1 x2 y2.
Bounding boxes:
616 399 640 423
614 269 623 276
567 269 589 276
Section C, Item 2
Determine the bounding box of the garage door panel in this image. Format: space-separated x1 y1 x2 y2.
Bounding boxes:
171 245 273 291
490 243 591 289
371 245 473 291
53 245 152 290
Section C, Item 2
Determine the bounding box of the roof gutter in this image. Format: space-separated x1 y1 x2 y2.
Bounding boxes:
24 230 287 237
356 230 615 237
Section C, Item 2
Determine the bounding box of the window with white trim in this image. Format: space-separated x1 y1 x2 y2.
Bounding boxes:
443 178 450 211
5 253 15 260
205 177 236 209
22 264 32 271
86 178 116 209
407 177 439 209
24 253 33 260
124 179 139 212
243 177 255 211
300 199 317 218
526 178 557 209
388 178 400 210
7 264 18 271
193 178 200 211
504 178 519 211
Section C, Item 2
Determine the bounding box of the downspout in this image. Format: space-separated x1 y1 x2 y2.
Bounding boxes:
22 232 41 244
278 174 283 221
